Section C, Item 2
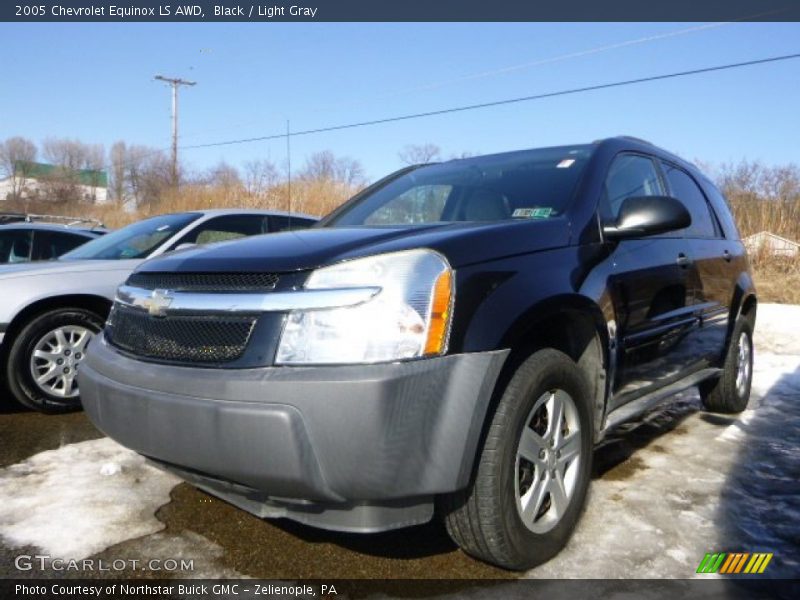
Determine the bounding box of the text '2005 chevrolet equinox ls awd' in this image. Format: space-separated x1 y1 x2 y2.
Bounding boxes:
80 137 756 570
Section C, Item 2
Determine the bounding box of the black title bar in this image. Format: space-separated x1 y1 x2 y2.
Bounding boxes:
4 0 800 22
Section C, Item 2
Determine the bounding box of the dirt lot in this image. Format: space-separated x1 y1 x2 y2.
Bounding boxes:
0 305 798 580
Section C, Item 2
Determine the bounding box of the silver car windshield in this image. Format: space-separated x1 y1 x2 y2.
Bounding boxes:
61 213 201 260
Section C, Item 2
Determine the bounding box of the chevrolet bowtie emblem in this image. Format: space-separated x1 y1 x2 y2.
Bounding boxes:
144 289 173 317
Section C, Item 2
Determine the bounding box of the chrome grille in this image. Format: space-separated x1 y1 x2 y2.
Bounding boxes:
126 271 279 292
106 304 256 364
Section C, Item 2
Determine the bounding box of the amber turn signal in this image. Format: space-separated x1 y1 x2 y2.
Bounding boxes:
424 269 453 355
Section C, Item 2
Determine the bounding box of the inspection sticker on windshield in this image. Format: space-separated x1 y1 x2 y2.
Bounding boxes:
513 207 552 219
557 159 576 168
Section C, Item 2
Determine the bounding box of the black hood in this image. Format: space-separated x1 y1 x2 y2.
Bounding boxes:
137 218 572 274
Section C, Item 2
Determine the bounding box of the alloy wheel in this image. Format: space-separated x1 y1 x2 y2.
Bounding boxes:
515 389 582 534
735 331 752 398
29 326 93 398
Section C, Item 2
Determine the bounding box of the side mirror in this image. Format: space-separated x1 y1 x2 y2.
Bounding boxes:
603 195 691 240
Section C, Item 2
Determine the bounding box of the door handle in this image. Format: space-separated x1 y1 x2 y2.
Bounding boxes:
676 253 692 268
723 250 732 262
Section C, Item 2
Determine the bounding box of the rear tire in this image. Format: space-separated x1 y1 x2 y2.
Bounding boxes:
6 308 104 413
700 318 753 414
442 349 593 570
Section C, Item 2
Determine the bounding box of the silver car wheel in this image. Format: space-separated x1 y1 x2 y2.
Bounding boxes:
29 326 93 398
515 389 582 534
735 330 752 398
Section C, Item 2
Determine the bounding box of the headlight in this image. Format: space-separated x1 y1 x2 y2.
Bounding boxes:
276 249 453 364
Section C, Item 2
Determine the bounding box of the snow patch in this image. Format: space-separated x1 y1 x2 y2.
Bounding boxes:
100 462 122 476
0 438 179 560
527 304 800 578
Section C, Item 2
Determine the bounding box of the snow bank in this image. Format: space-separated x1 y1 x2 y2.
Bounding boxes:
527 303 800 578
0 437 179 559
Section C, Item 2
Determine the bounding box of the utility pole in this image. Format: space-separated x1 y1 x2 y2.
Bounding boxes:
154 75 196 188
286 119 291 216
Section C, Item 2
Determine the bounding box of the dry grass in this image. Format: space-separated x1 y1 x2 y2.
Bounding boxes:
747 251 800 305
751 268 800 305
728 198 800 304
6 180 799 304
4 179 361 229
729 197 800 242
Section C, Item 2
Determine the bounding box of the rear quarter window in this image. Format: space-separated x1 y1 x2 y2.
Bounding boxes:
663 164 719 239
33 230 91 260
702 180 741 240
270 215 317 232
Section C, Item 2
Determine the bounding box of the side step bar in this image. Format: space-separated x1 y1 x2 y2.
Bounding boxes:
603 368 722 432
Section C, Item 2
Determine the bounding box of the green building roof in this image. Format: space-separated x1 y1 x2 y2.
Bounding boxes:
15 161 108 188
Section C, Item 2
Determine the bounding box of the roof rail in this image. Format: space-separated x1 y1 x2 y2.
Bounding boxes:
0 212 27 224
617 135 655 146
0 212 104 229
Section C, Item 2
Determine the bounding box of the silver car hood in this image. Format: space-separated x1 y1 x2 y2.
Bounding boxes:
0 259 141 280
0 259 147 329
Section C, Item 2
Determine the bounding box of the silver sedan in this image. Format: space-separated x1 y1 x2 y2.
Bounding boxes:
0 209 316 412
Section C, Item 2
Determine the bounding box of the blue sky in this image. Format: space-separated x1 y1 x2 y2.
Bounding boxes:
1 22 799 180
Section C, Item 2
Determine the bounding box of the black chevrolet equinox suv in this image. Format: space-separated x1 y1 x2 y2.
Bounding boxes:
81 137 756 570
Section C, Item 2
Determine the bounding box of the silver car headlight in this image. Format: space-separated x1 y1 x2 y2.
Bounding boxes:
276 249 453 365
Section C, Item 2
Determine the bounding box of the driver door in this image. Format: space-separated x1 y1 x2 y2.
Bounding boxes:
601 154 700 408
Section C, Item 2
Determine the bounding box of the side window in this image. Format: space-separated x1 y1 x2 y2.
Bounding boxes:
601 154 664 221
270 216 316 232
33 231 90 260
175 215 268 246
663 165 718 238
0 230 33 263
703 181 739 240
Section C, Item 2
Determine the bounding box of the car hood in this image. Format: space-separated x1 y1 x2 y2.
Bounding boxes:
0 259 143 280
137 218 571 274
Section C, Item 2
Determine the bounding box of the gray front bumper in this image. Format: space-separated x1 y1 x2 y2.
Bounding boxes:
80 336 508 531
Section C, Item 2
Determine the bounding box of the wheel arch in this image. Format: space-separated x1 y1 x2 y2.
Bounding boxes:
502 296 609 437
2 294 112 354
470 295 610 468
724 271 758 359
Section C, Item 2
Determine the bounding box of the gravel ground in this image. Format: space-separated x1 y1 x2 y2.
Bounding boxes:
0 304 797 580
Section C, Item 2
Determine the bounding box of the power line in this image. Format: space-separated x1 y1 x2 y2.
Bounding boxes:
98 50 800 178
357 6 791 104
335 22 733 104
180 52 800 152
177 20 732 141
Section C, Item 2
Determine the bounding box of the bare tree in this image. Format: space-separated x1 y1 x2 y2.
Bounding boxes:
204 161 242 189
301 151 366 186
716 160 800 204
127 146 172 211
243 159 279 197
109 141 128 203
42 138 89 171
0 136 37 200
398 143 441 165
762 165 800 202
710 159 800 242
38 138 107 203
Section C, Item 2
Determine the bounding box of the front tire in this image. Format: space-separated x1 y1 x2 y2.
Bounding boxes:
6 308 104 413
700 318 754 414
442 349 593 570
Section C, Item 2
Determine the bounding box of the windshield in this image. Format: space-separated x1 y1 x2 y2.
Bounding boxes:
326 145 593 227
61 213 201 260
